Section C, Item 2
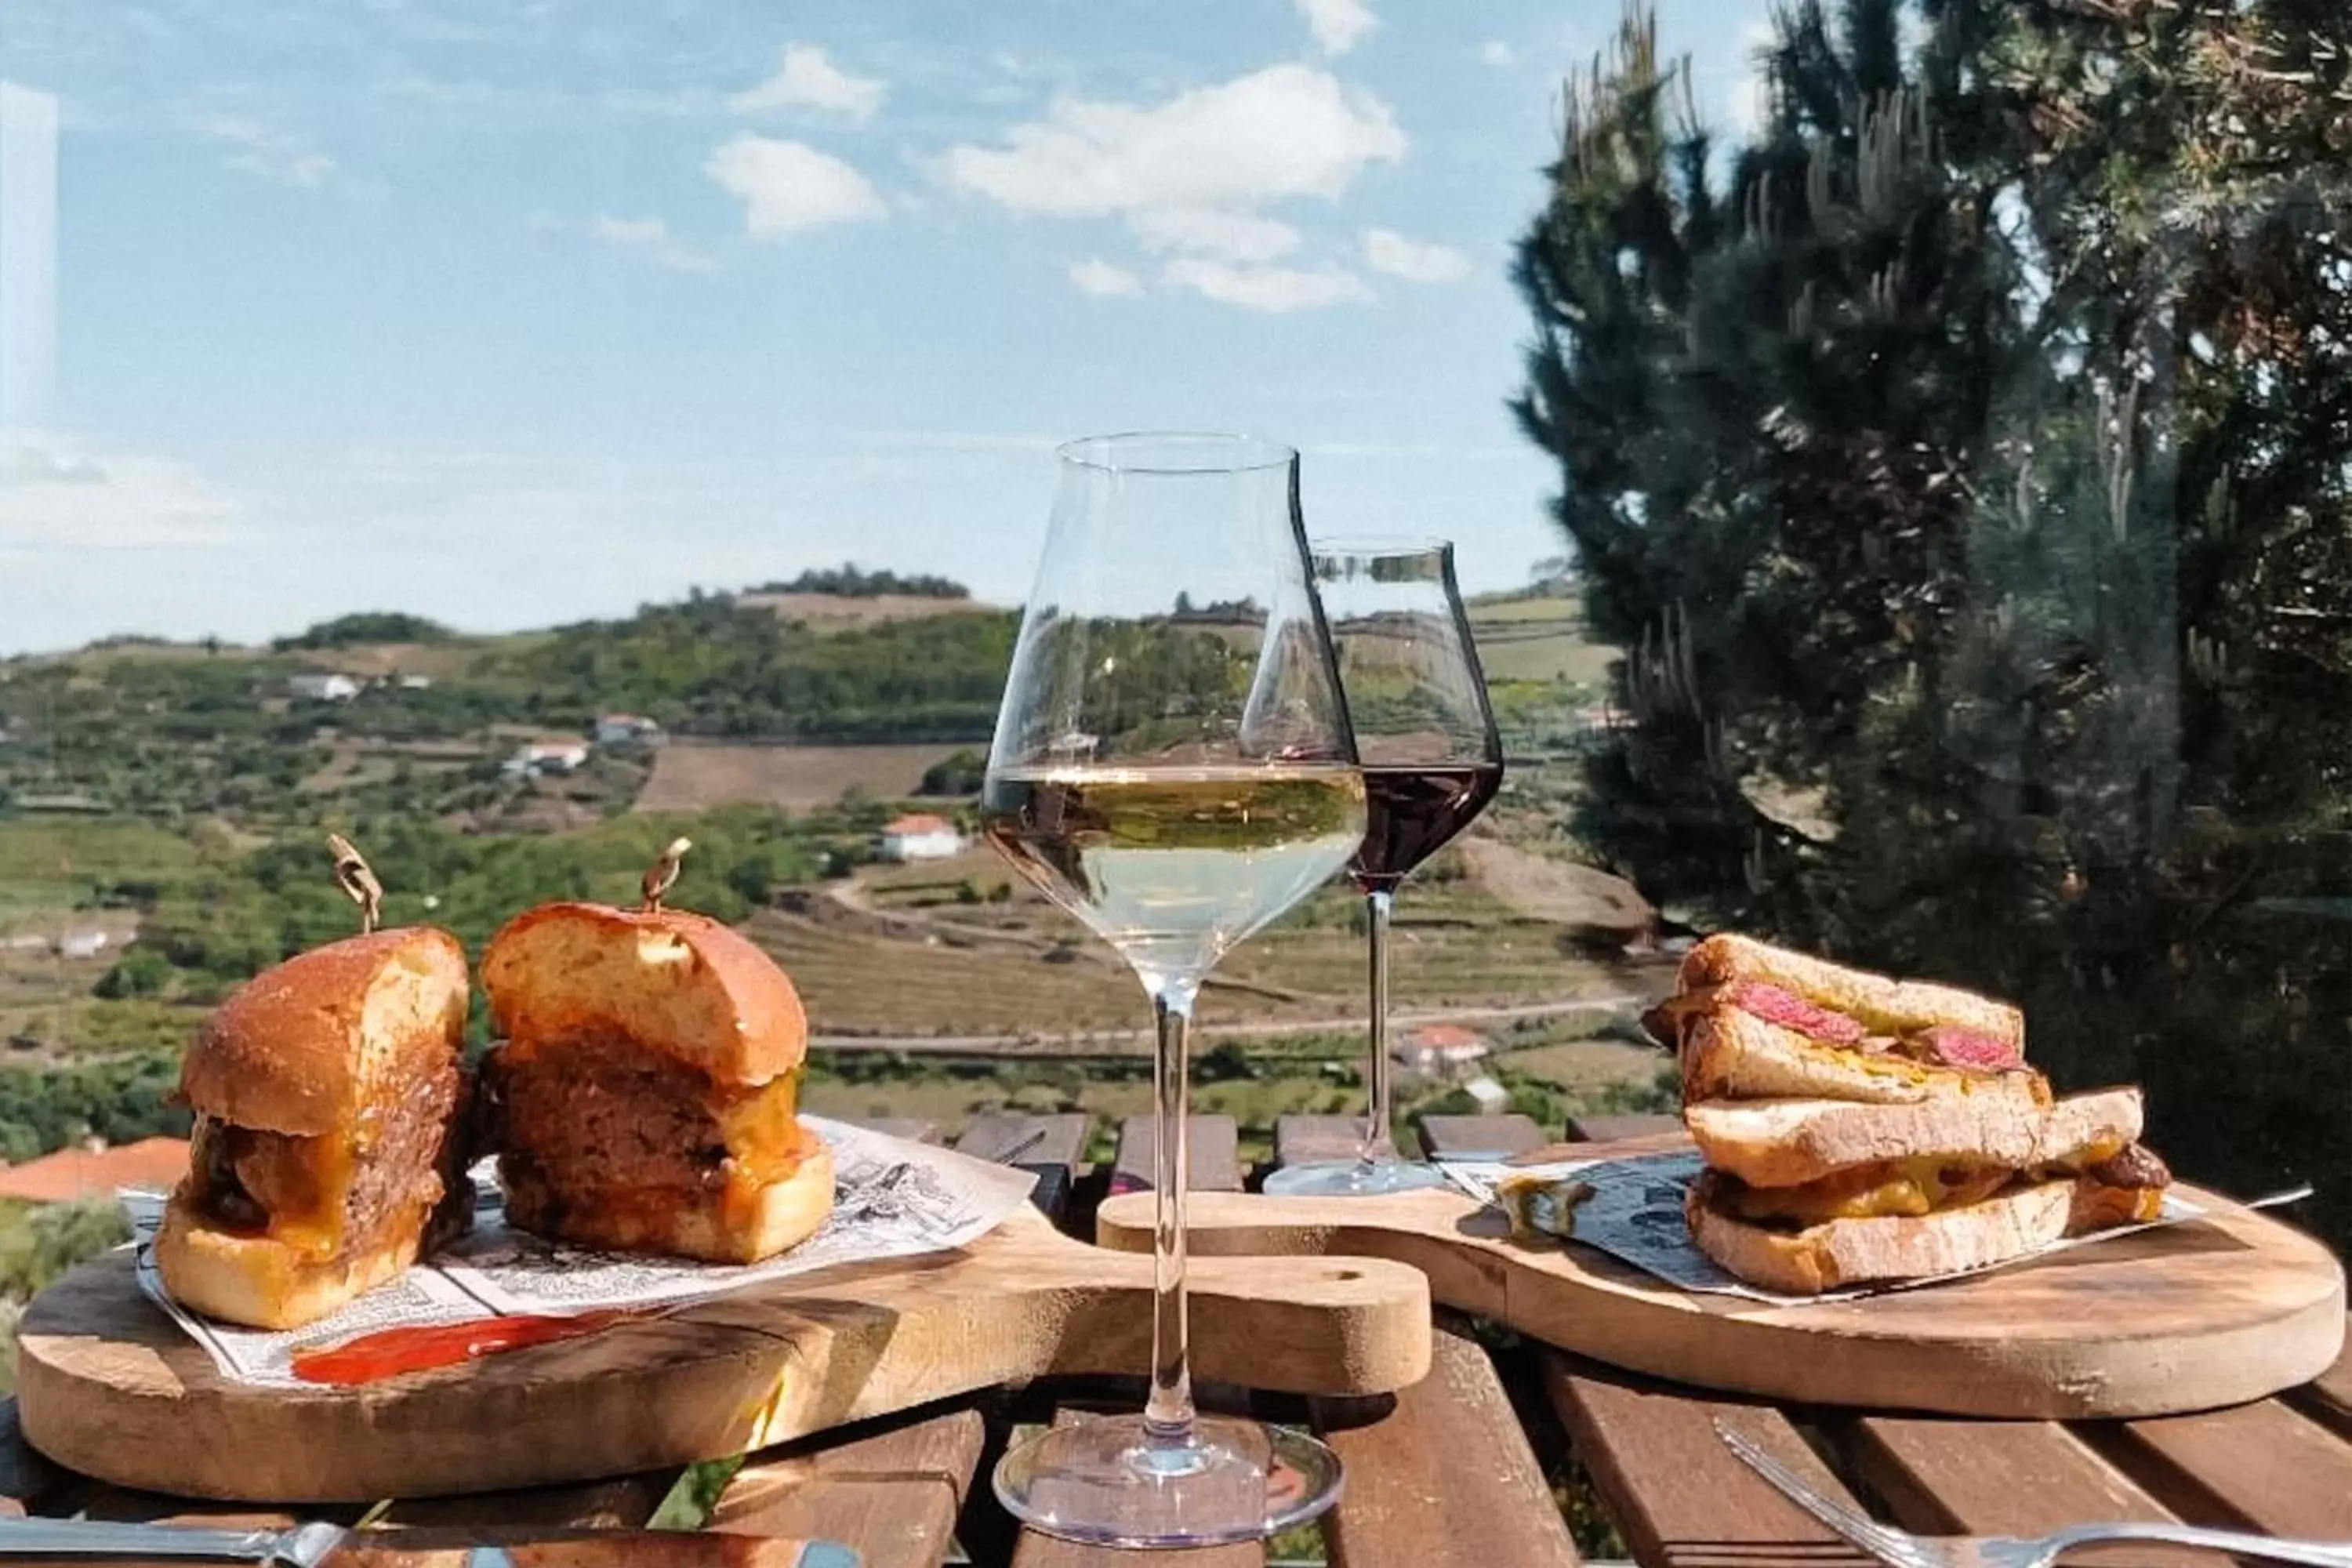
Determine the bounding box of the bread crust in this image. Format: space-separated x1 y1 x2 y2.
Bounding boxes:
1685 1087 2143 1189
179 927 470 1136
1681 1007 2050 1109
481 902 807 1086
153 1200 435 1331
498 1136 833 1265
1680 935 2024 1048
1686 1173 2157 1294
1689 1174 2068 1294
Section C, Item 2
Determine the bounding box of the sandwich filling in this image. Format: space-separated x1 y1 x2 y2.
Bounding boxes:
483 1034 812 1233
181 1052 464 1261
1704 1141 2170 1230
1653 981 2023 1073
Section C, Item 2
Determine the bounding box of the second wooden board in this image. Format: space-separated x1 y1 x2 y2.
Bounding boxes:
1095 1138 2346 1419
17 1206 1430 1502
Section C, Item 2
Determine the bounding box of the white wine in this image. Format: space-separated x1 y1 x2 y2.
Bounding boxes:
982 765 1367 987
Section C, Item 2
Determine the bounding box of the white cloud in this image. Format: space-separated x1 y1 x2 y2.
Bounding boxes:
1129 206 1300 263
732 44 887 119
1297 0 1377 56
592 216 667 245
942 65 1403 219
590 214 720 273
1363 227 1471 284
193 115 337 190
705 136 887 238
0 435 243 550
1479 40 1515 67
1069 259 1145 298
1162 258 1371 312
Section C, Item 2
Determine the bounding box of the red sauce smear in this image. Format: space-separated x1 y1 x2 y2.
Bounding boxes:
1727 981 1865 1044
291 1308 648 1386
1919 1024 2022 1070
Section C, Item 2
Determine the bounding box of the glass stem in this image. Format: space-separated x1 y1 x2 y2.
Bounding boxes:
1361 888 1399 1164
1142 976 1198 1448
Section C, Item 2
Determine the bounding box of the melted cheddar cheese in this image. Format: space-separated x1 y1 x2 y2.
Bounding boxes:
1722 1158 2015 1226
713 1068 808 1185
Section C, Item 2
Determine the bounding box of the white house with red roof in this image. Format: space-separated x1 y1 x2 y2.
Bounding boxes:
879 812 964 862
1393 1022 1491 1078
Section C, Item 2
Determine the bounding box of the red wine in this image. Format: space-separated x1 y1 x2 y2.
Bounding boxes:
1351 762 1503 891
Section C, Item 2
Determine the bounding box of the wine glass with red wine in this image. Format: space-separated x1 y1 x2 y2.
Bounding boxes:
1261 538 1502 1197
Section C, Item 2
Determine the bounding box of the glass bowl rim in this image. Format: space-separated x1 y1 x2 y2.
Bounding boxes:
1308 533 1456 560
1056 430 1297 475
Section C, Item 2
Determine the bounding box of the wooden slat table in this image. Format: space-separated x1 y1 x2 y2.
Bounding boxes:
1112 1114 1243 1194
1414 1112 1545 1160
8 1109 2349 1567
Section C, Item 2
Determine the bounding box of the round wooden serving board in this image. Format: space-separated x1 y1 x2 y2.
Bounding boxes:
1097 1137 2347 1419
16 1206 1429 1502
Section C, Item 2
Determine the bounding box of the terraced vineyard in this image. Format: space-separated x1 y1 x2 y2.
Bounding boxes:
747 841 1660 1049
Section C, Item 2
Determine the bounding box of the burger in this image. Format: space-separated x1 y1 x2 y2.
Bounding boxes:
477 894 831 1263
1651 935 2170 1294
156 926 475 1330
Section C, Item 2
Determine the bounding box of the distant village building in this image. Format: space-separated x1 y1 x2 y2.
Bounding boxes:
13 793 110 815
0 1136 189 1202
56 931 108 960
288 672 360 702
1461 1075 1509 1112
397 673 433 690
503 741 590 777
1393 1023 1491 1079
879 812 965 862
593 713 667 747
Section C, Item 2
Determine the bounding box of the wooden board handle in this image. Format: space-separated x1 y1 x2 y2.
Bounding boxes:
18 1210 1432 1501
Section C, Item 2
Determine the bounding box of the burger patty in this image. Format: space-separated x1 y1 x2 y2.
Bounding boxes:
484 1036 734 1196
184 1052 463 1255
2086 1142 2171 1191
344 1054 465 1245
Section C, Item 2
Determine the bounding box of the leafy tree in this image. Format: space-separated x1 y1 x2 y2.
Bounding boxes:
274 612 457 649
0 1196 132 1300
918 749 987 796
759 564 970 599
1516 1 2352 1241
93 947 172 1000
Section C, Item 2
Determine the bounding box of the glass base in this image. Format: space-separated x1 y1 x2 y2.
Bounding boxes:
993 1413 1342 1548
1260 1156 1452 1196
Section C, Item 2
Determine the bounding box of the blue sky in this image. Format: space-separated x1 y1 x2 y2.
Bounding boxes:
0 0 1774 655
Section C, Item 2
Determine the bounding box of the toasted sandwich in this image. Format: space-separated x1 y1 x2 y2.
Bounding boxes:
479 899 832 1263
156 927 474 1330
1655 935 2169 1294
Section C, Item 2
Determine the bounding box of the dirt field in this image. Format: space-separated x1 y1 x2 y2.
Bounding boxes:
1468 596 1617 686
300 739 481 794
1495 1036 1667 1091
739 593 1002 629
1457 838 1653 941
634 741 966 812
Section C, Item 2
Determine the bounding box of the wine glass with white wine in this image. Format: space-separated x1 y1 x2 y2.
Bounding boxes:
980 432 1363 1547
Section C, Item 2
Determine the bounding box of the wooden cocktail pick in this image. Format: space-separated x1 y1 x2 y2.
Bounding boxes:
642 837 691 913
326 833 383 935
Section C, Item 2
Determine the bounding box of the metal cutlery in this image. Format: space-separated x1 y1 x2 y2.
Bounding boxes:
0 1518 859 1566
0 1517 346 1564
1714 1418 2352 1568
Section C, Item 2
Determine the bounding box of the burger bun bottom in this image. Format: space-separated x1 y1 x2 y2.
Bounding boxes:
154 1200 432 1331
499 1135 835 1265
